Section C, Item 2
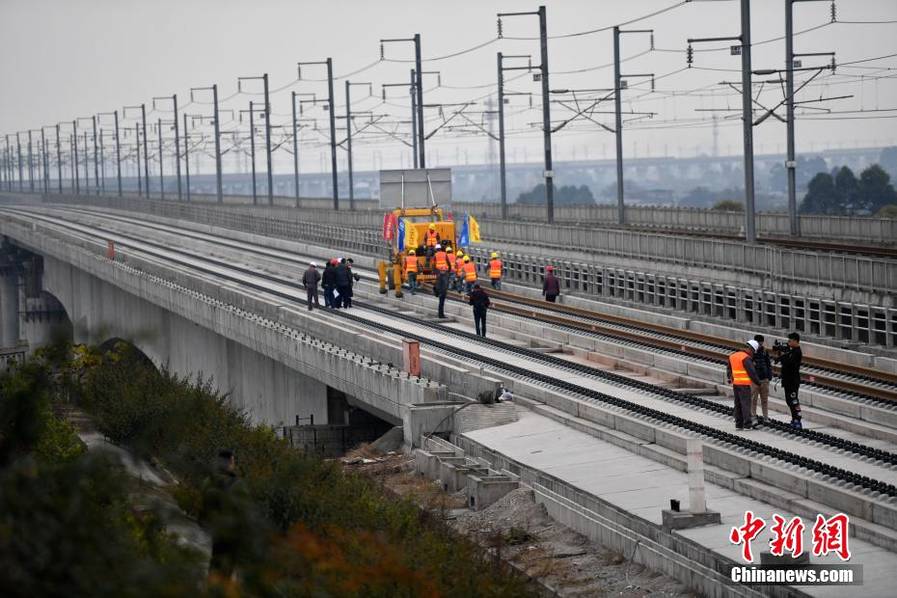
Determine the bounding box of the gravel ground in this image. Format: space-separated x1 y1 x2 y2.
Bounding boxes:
342 448 697 597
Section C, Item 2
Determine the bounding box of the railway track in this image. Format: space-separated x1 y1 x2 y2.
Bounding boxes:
481 288 897 404
29 205 897 407
8 207 897 500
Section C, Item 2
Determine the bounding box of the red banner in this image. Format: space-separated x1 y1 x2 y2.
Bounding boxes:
383 213 396 240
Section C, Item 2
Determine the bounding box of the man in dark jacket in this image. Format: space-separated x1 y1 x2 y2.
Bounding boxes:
750 334 773 423
772 332 803 429
334 259 351 309
302 262 321 310
726 340 762 430
542 265 560 303
467 283 491 337
322 260 337 308
434 270 449 319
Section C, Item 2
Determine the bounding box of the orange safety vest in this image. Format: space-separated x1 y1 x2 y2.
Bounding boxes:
463 261 477 282
404 255 418 274
425 229 439 247
446 252 456 270
489 258 503 279
729 351 752 386
455 257 464 275
434 250 448 271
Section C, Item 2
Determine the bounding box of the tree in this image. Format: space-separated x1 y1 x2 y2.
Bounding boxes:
833 166 859 212
800 172 839 214
857 164 897 214
711 200 744 211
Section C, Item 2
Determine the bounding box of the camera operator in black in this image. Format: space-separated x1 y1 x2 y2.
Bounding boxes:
772 332 803 429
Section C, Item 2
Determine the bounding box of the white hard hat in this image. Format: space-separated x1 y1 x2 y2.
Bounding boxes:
435 244 442 249
310 261 317 267
747 339 759 352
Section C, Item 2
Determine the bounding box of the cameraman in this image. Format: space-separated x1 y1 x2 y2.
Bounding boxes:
772 332 803 430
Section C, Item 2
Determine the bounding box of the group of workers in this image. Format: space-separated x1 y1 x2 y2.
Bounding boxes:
301 257 360 311
727 332 803 430
404 224 506 295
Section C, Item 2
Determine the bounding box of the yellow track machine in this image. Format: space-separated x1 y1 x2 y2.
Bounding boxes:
378 206 457 297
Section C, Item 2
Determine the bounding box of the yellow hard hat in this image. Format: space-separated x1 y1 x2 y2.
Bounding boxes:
408 249 415 255
491 252 498 259
428 223 436 230
456 250 463 256
463 256 470 263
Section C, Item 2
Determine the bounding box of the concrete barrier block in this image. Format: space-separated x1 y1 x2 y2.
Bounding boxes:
467 474 519 511
611 413 657 443
749 461 809 497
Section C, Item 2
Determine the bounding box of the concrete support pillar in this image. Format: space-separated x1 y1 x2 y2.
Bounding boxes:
687 438 706 514
0 267 20 347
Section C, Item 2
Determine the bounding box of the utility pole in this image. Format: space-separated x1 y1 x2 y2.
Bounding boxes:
99 129 105 194
326 60 338 209
687 0 756 242
248 102 258 204
39 128 47 193
414 34 425 167
91 117 99 195
173 95 180 200
614 27 653 225
153 95 181 199
71 124 79 194
82 131 89 192
237 75 274 204
114 111 122 196
27 130 34 192
141 104 149 197
411 69 419 168
345 80 355 209
740 0 755 243
264 74 273 204
135 123 142 196
497 53 507 219
55 126 62 193
498 6 554 222
292 91 300 204
190 86 222 202
213 85 222 203
183 112 190 201
381 36 426 167
157 119 165 200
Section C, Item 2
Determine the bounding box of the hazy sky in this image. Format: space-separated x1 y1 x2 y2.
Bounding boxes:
2 0 896 174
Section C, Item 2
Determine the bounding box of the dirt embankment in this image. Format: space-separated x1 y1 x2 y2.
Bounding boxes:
341 447 696 598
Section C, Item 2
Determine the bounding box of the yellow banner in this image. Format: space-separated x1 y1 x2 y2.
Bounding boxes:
469 215 481 243
405 220 420 248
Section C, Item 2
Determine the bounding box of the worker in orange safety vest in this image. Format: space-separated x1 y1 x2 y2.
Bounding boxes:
404 249 419 295
488 251 503 290
424 223 439 252
462 255 478 292
726 340 761 430
453 250 465 291
433 244 449 273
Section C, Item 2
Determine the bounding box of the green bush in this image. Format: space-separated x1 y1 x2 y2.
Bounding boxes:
0 454 203 597
78 345 538 596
